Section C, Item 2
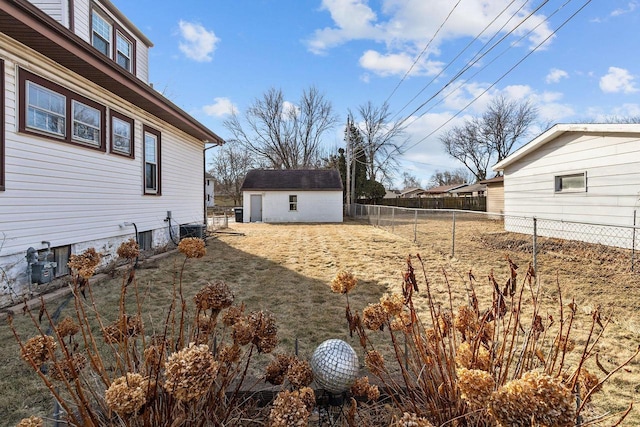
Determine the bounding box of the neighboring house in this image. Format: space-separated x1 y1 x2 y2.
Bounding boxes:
493 123 640 247
479 176 504 215
383 189 401 199
421 183 466 198
205 173 215 208
0 0 223 299
399 187 424 198
448 183 487 197
240 169 343 223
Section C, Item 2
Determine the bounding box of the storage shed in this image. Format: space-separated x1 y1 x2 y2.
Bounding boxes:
240 169 344 223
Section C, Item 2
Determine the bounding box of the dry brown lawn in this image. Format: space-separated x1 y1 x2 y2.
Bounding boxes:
1 218 639 425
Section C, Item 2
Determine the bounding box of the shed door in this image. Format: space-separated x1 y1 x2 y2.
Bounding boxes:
250 195 262 222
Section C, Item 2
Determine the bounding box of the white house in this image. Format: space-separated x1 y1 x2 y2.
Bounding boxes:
493 123 640 247
0 0 224 301
240 169 343 223
205 172 215 208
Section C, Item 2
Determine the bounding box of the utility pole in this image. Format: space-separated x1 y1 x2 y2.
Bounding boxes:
345 115 351 215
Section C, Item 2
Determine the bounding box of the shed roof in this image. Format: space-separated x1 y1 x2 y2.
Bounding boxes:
493 123 640 171
449 183 487 194
422 183 466 194
241 169 343 191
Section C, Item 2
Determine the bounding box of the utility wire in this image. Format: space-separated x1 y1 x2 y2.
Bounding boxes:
402 0 593 153
384 0 464 105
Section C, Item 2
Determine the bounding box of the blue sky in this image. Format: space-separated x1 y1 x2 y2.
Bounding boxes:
111 0 640 188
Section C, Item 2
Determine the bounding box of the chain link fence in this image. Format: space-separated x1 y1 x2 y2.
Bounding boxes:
352 204 640 273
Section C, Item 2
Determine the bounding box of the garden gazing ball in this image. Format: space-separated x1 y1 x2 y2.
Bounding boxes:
310 339 359 394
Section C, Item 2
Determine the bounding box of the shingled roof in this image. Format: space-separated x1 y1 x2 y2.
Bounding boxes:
241 169 343 191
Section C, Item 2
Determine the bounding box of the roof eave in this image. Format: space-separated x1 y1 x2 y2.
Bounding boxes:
0 0 224 145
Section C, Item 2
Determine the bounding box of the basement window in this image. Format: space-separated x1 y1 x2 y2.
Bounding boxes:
289 195 297 211
138 231 152 251
555 172 586 193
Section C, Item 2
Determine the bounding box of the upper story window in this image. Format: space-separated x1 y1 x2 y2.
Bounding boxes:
91 10 112 56
19 69 106 152
91 7 136 74
555 172 586 193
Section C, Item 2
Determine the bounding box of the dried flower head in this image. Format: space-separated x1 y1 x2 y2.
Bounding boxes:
248 310 278 353
455 342 491 371
362 303 387 331
365 350 385 376
222 303 245 326
20 335 56 367
390 412 434 427
50 353 87 381
454 305 479 336
331 270 357 294
457 368 495 410
390 311 413 333
117 238 140 260
55 317 80 338
298 386 316 412
103 315 143 343
194 281 234 311
178 237 206 258
218 343 241 365
489 370 575 427
287 358 314 388
577 368 602 402
143 345 165 371
268 389 312 427
554 334 576 353
67 248 101 279
105 373 147 416
16 416 43 427
350 376 380 401
266 354 293 385
232 320 254 346
380 293 404 316
164 343 218 401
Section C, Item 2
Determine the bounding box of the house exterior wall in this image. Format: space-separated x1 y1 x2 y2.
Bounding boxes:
29 0 66 25
486 181 504 214
242 191 343 223
0 34 205 300
205 177 214 208
501 131 640 247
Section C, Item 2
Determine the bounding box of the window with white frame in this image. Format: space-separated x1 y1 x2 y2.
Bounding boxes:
116 31 133 71
555 172 586 193
26 81 66 137
289 195 297 211
91 9 112 56
72 100 101 146
143 126 161 195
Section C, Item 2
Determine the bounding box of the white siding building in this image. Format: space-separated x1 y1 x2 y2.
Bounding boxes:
0 0 224 302
241 169 343 223
493 123 640 247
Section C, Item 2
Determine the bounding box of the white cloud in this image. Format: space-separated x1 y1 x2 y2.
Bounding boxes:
358 50 442 77
178 20 220 62
611 1 638 17
546 68 569 84
202 97 236 117
599 67 638 94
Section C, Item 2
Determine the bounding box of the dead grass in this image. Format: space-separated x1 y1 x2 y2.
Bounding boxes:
1 218 639 425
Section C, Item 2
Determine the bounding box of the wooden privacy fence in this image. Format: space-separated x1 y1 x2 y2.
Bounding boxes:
361 196 486 211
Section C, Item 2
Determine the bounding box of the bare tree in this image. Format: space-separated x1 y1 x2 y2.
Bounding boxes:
441 95 537 181
354 101 407 184
224 87 338 169
209 143 255 206
401 172 421 190
428 168 470 187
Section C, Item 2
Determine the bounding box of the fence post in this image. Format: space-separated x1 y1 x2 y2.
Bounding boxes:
533 217 538 274
414 210 418 243
377 205 381 227
632 210 637 272
451 211 456 258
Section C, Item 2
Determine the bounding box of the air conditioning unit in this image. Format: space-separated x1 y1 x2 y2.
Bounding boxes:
179 224 205 239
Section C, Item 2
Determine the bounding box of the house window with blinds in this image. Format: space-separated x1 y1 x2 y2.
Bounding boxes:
289 195 297 211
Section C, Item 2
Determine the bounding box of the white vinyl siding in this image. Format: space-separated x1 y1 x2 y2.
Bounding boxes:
29 0 64 25
502 132 640 226
0 40 206 267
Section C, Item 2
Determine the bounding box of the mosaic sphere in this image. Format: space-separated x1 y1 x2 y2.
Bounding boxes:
310 339 359 394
